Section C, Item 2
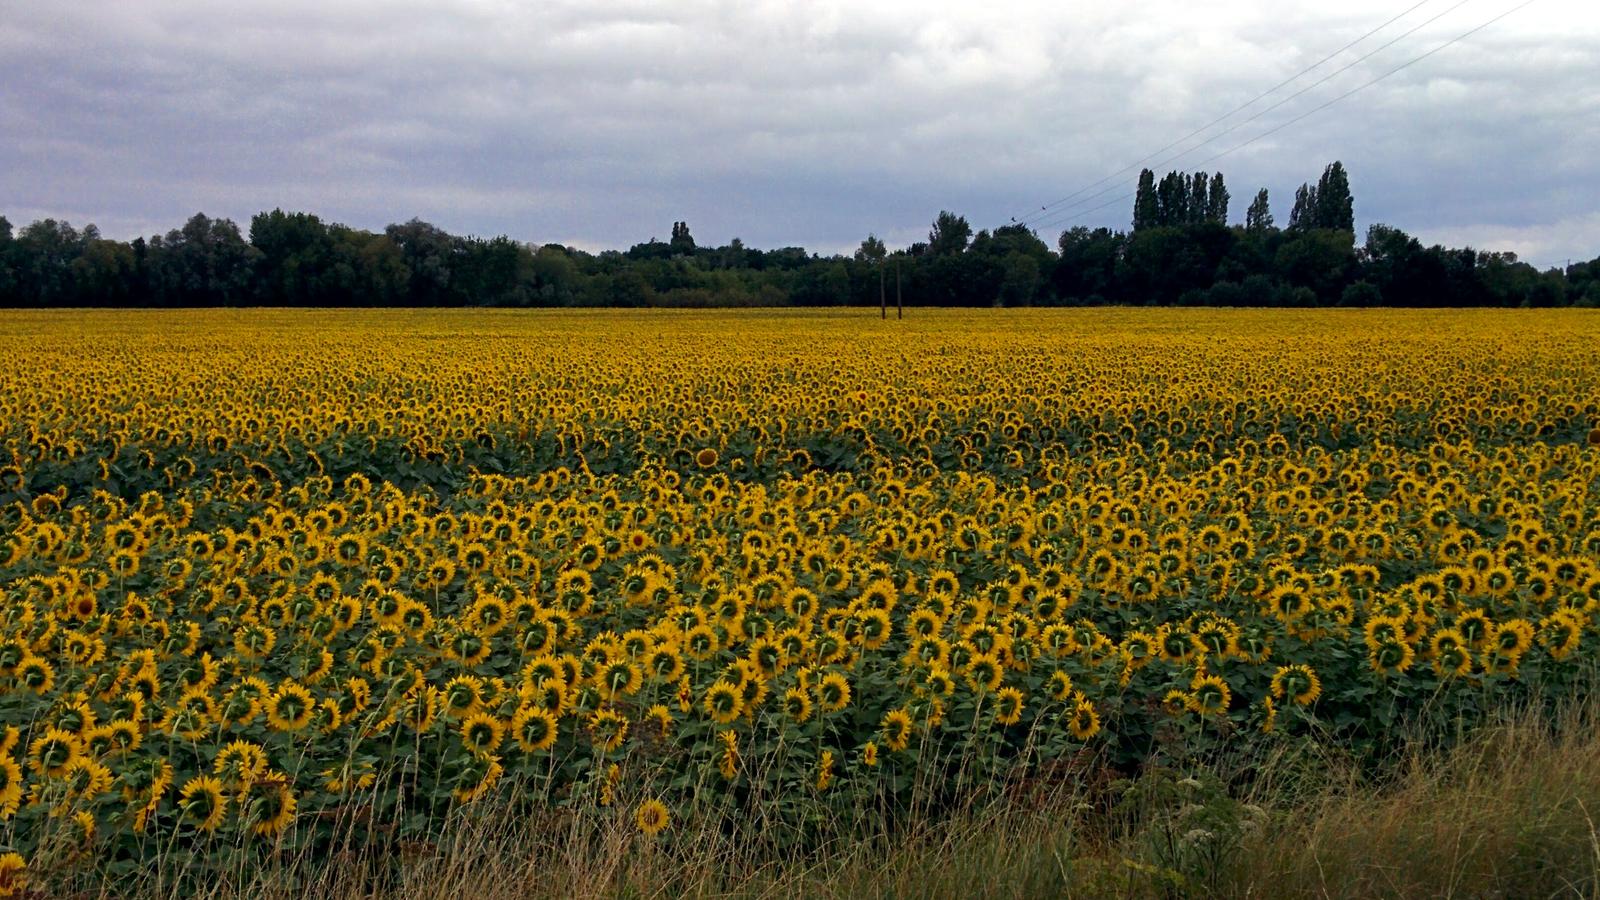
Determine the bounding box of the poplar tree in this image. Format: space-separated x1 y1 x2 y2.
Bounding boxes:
1288 183 1317 232
1207 173 1231 225
1133 169 1159 230
1245 188 1273 233
1190 172 1211 225
1313 161 1354 232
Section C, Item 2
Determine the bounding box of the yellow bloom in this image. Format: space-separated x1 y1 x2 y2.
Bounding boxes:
993 686 1025 726
177 775 228 833
636 798 670 836
0 851 28 898
512 707 559 753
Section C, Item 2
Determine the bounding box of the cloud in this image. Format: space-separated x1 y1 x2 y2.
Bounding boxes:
1418 212 1600 271
2 0 1597 258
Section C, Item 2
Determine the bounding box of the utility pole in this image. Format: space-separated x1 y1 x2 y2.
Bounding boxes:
896 256 902 319
880 258 886 320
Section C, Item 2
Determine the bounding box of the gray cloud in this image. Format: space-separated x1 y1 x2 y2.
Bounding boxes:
3 0 1596 267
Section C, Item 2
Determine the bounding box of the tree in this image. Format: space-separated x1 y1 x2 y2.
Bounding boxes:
1288 183 1317 232
528 245 583 306
0 215 15 304
349 230 410 306
1120 224 1234 306
719 237 750 269
1054 226 1125 303
1189 172 1211 225
1245 189 1273 233
14 219 90 306
1313 161 1354 233
669 221 696 255
1156 172 1190 227
149 213 260 305
854 234 887 264
250 209 335 305
970 225 1052 307
1133 169 1159 231
1207 173 1230 225
1276 227 1355 303
856 233 889 314
1340 281 1381 307
455 236 535 306
927 211 972 256
71 238 136 305
792 261 851 306
385 218 460 305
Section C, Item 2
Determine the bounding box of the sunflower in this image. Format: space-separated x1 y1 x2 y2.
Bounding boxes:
0 758 22 819
963 652 1005 694
460 712 506 755
1160 689 1192 716
993 686 1025 726
0 852 27 897
922 666 955 698
1538 611 1584 660
1368 638 1417 677
599 659 643 698
15 655 54 695
645 703 673 739
28 728 81 778
177 775 229 833
806 741 839 799
511 707 559 753
782 687 813 723
587 708 629 753
1491 619 1534 657
1454 609 1493 647
441 675 486 719
717 729 739 779
240 774 297 838
213 740 270 787
816 672 852 713
880 708 914 751
636 798 671 837
703 681 744 725
1068 700 1101 741
1190 674 1232 717
1429 627 1474 676
1269 664 1322 706
265 683 316 732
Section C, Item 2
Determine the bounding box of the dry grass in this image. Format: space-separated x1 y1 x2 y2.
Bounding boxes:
49 696 1600 900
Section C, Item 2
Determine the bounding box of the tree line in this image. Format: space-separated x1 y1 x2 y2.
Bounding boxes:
2 162 1595 308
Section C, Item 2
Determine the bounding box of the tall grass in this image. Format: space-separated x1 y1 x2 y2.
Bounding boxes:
52 693 1600 900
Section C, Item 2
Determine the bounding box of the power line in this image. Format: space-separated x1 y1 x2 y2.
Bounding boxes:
1013 0 1436 227
1021 0 1475 229
1029 0 1536 235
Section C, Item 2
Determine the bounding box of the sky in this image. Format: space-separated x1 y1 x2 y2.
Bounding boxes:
2 0 1597 268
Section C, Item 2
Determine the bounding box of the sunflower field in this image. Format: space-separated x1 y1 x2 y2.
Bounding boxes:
1 307 1599 892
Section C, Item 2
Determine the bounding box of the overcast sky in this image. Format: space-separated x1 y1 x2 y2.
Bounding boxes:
3 0 1596 267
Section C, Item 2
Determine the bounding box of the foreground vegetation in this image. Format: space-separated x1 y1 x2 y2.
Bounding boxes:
2 308 1599 896
107 694 1600 899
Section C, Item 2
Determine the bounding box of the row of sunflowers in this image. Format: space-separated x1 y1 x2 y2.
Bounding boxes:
1 308 1598 892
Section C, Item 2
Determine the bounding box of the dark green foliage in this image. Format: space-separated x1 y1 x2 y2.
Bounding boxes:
1315 161 1355 234
0 160 1587 309
1134 169 1160 231
927 211 973 257
1245 189 1272 233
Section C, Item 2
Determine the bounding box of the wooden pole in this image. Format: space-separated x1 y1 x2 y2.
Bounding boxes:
896 256 902 319
879 259 886 320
